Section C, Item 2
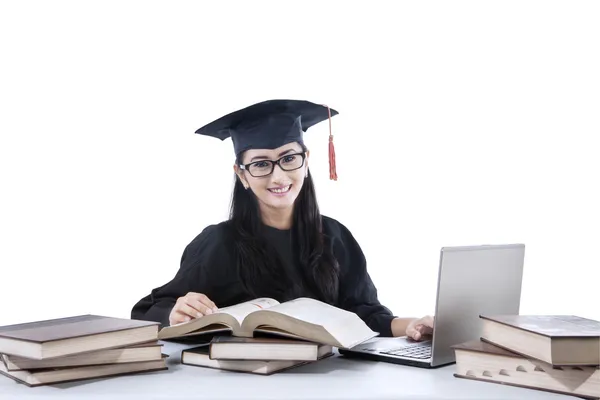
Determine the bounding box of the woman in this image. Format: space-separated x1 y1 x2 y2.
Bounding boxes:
131 99 433 341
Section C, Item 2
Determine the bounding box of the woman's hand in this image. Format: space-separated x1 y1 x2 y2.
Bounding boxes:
169 292 218 325
406 315 434 341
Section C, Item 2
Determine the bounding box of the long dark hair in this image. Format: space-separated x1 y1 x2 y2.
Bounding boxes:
227 145 339 304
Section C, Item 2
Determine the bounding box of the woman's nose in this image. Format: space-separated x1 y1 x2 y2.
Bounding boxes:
270 162 287 181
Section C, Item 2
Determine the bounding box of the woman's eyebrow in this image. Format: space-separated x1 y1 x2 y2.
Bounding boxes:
250 149 296 162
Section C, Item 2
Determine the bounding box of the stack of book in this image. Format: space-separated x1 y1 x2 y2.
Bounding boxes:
181 336 333 375
158 297 378 375
453 315 600 399
0 314 167 386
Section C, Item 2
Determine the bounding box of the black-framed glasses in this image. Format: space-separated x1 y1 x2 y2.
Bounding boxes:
239 152 306 177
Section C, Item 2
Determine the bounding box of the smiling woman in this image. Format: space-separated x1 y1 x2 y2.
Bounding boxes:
235 145 308 227
130 99 434 340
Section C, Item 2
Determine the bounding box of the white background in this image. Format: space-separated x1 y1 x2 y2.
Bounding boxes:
0 1 598 327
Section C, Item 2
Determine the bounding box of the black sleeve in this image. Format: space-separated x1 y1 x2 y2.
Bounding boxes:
329 219 397 337
130 224 234 327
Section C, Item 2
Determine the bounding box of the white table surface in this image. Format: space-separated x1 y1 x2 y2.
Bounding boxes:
0 340 576 399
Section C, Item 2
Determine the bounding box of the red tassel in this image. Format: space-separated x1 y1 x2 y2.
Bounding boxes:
324 105 337 181
329 134 337 181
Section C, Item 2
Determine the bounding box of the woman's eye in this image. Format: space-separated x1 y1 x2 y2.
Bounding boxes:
254 161 269 168
282 155 296 163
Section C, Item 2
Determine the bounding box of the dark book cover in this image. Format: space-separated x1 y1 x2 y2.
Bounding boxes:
0 315 159 343
480 315 600 338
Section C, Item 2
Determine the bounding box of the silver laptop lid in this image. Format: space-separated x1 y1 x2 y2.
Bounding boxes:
430 244 525 366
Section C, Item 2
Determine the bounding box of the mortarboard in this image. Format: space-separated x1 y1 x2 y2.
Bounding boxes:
195 99 339 180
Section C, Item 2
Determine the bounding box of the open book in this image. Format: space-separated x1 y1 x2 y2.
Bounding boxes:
158 297 378 349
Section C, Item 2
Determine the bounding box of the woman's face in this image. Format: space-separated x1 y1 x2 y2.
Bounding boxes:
235 142 309 211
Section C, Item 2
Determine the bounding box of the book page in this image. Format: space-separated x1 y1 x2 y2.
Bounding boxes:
217 298 279 326
265 298 360 327
257 298 377 348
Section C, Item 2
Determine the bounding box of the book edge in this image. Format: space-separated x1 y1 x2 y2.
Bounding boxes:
453 373 600 399
479 337 600 367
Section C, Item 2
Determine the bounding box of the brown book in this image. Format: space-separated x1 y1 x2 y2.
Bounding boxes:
0 356 167 387
0 315 160 360
182 344 333 375
1 341 163 371
452 340 600 399
480 315 600 366
209 336 323 361
158 297 377 349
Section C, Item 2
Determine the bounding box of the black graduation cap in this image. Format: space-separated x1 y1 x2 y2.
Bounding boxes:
195 99 339 180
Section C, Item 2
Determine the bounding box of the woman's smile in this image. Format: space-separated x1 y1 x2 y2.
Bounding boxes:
268 184 292 196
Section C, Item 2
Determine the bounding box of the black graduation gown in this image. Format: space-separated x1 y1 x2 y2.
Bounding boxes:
130 216 397 337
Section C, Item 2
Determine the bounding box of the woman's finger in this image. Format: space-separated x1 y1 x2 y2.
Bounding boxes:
417 324 433 335
196 293 218 312
406 325 420 340
187 297 216 316
170 311 192 325
186 293 218 312
177 302 204 319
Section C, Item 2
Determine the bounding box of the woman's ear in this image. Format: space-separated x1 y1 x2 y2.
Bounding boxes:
233 164 249 189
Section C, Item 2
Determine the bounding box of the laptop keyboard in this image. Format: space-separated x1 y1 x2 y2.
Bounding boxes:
380 343 432 359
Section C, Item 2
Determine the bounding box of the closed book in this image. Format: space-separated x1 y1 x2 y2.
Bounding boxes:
182 344 333 375
1 341 162 371
480 315 600 366
209 336 321 361
453 340 599 399
0 356 167 387
0 315 160 360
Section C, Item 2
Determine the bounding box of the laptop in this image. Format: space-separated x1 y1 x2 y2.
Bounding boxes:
338 243 525 368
